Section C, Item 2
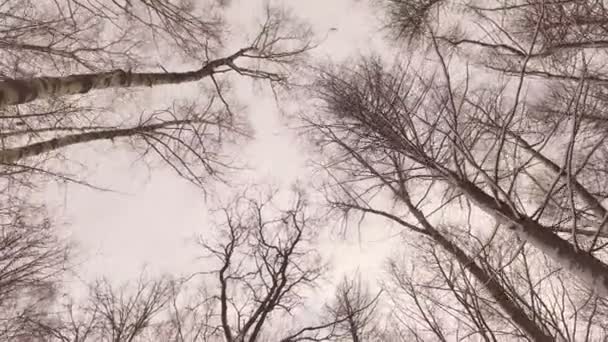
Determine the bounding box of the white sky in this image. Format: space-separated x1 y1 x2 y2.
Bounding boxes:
41 0 404 294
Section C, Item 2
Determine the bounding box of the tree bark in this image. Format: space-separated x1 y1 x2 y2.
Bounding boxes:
400 192 552 341
452 174 608 296
0 48 252 108
0 120 192 164
431 230 552 341
505 129 608 228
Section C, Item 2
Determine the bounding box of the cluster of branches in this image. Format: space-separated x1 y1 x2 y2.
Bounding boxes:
0 1 313 189
0 1 319 341
0 0 222 75
0 190 382 342
298 0 608 340
10 0 608 341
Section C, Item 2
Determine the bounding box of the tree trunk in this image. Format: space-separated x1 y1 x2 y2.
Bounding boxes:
452 174 608 296
430 229 552 341
400 192 552 341
0 48 251 108
0 120 191 164
507 129 608 227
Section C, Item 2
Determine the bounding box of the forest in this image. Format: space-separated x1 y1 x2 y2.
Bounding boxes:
1 0 608 341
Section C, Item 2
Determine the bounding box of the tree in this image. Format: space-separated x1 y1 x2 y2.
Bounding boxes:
0 2 314 341
308 51 608 292
383 223 608 341
0 42 298 108
324 274 382 342
192 190 336 342
0 186 69 341
312 143 552 340
15 272 173 342
11 188 376 342
0 2 312 187
300 0 608 338
301 46 608 339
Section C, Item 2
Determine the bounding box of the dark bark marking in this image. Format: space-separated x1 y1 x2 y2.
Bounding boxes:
116 69 128 86
6 78 36 104
78 75 94 93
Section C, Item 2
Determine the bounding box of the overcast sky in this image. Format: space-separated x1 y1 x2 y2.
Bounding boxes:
38 0 405 297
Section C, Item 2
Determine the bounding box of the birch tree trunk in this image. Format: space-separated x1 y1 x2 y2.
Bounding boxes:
451 174 608 296
0 49 252 108
431 230 552 341
399 192 552 341
334 152 551 339
504 128 608 228
0 120 193 164
313 60 608 297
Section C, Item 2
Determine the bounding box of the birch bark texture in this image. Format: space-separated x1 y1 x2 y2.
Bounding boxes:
311 59 608 299
400 190 553 341
326 154 554 340
0 120 193 165
0 48 253 108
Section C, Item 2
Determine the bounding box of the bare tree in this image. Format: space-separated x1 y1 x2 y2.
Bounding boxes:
77 188 381 342
0 0 226 75
303 0 608 335
18 272 173 342
84 275 172 342
65 0 224 60
296 43 608 340
0 186 391 342
0 2 310 107
320 176 552 340
383 223 608 341
324 274 382 342
0 38 304 108
380 0 608 86
308 53 608 293
0 186 69 341
152 281 223 342
194 190 333 342
0 4 312 188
